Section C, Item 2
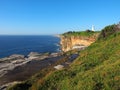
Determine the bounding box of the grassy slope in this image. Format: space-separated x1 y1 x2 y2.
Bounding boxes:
33 36 120 90
31 25 120 90
8 25 120 90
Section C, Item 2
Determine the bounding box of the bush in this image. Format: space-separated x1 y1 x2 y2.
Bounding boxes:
98 24 120 40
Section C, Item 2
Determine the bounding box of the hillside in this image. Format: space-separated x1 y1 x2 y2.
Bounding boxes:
8 24 120 90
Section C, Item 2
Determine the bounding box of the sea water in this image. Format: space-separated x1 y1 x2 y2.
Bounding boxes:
0 35 60 58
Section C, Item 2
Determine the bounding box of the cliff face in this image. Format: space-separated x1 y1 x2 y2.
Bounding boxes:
60 34 98 52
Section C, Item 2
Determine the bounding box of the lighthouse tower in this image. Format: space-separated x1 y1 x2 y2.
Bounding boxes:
92 25 95 31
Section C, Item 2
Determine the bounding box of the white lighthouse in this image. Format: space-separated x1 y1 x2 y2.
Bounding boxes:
92 25 95 31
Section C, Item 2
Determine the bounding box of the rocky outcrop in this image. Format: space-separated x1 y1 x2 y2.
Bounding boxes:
60 33 99 52
0 52 62 88
0 52 57 79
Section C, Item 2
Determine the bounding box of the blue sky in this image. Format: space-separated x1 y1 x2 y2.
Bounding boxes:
0 0 120 35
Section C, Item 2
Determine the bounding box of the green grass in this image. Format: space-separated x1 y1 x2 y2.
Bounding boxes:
8 24 120 90
62 30 100 37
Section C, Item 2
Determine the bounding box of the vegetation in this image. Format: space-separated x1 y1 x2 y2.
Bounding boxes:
8 24 120 90
98 24 120 39
62 30 100 37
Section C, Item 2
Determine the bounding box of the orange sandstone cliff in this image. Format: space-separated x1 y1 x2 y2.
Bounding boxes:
60 32 99 52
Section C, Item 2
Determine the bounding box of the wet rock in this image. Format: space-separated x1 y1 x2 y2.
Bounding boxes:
9 54 25 59
0 54 28 78
28 52 49 60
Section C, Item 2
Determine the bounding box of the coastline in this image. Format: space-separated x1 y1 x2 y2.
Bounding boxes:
0 35 62 87
0 34 85 89
0 52 63 88
0 51 79 89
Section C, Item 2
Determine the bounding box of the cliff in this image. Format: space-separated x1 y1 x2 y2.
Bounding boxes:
7 24 120 90
60 31 99 52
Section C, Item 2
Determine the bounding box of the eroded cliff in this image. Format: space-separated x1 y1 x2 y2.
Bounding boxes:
60 31 99 52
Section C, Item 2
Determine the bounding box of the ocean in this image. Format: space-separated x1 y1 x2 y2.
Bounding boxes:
0 35 60 58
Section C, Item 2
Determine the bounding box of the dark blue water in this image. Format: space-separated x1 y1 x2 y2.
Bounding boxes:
0 35 60 58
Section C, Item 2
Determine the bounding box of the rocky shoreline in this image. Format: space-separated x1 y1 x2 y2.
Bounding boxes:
0 50 79 90
0 52 62 89
0 33 92 89
0 52 58 78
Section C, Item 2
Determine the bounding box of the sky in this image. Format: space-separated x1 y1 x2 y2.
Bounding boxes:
0 0 120 35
